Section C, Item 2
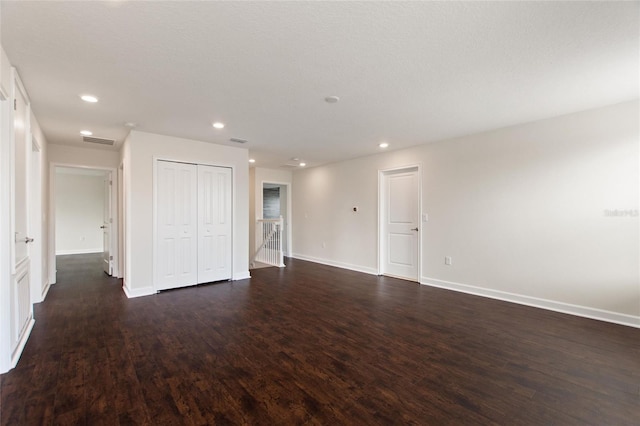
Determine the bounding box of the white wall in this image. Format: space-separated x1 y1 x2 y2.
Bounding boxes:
121 130 250 297
249 167 293 258
292 101 639 326
48 143 120 169
55 171 105 254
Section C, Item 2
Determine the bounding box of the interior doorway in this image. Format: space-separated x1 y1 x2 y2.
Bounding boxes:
262 182 291 257
378 166 421 282
49 164 119 283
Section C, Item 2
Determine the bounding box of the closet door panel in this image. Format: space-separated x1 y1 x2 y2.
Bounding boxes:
157 161 197 290
197 165 232 283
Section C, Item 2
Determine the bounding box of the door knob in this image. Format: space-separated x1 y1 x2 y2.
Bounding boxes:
100 225 106 229
411 227 419 231
24 237 34 243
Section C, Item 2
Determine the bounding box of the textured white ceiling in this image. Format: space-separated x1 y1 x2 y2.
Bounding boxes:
2 1 638 168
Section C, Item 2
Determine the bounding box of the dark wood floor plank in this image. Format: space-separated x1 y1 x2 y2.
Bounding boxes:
1 253 639 425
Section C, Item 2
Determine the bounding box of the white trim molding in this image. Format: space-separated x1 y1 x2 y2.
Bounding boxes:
10 317 34 369
122 282 155 299
233 271 251 281
292 253 378 276
40 280 51 301
56 248 103 256
421 276 640 329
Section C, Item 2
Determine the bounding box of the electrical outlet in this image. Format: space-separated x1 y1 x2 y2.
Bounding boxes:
445 256 452 265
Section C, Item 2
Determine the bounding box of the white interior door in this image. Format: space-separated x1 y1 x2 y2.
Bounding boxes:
156 161 198 290
10 72 34 359
381 168 419 281
102 173 112 275
197 165 232 283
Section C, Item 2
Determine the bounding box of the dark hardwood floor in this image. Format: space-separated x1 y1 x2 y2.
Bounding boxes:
1 253 638 425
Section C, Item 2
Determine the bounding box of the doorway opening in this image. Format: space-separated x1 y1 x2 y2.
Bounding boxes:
251 181 291 270
262 182 289 257
378 165 421 282
49 165 119 284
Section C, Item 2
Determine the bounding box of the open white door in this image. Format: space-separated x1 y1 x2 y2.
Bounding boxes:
102 172 112 275
380 167 420 281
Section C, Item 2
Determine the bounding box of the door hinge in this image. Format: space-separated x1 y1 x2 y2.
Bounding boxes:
109 255 113 260
13 99 16 110
109 180 112 186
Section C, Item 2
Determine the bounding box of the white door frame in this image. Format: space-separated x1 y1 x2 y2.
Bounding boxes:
377 164 422 280
118 163 125 281
29 137 43 303
48 163 119 285
0 77 12 373
152 157 236 292
260 180 292 257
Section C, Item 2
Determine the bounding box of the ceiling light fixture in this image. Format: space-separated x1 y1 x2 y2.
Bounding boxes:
80 130 93 136
379 142 389 148
299 162 306 167
249 159 256 163
212 122 225 129
324 96 340 104
80 94 98 103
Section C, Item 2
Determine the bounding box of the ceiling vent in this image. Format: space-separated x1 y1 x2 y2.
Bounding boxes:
229 138 248 144
83 136 115 146
279 163 299 169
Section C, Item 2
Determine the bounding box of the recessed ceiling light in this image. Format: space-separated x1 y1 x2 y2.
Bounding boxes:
80 130 93 136
212 122 225 129
80 94 98 103
299 162 306 167
379 142 389 148
249 159 256 163
324 96 340 104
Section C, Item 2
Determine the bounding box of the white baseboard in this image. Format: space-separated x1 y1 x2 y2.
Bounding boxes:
122 282 156 298
11 317 35 369
41 280 51 301
421 276 640 329
233 271 251 280
56 248 102 255
291 253 378 276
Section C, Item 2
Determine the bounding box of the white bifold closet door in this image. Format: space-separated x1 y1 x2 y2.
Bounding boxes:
197 164 232 283
156 161 232 291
